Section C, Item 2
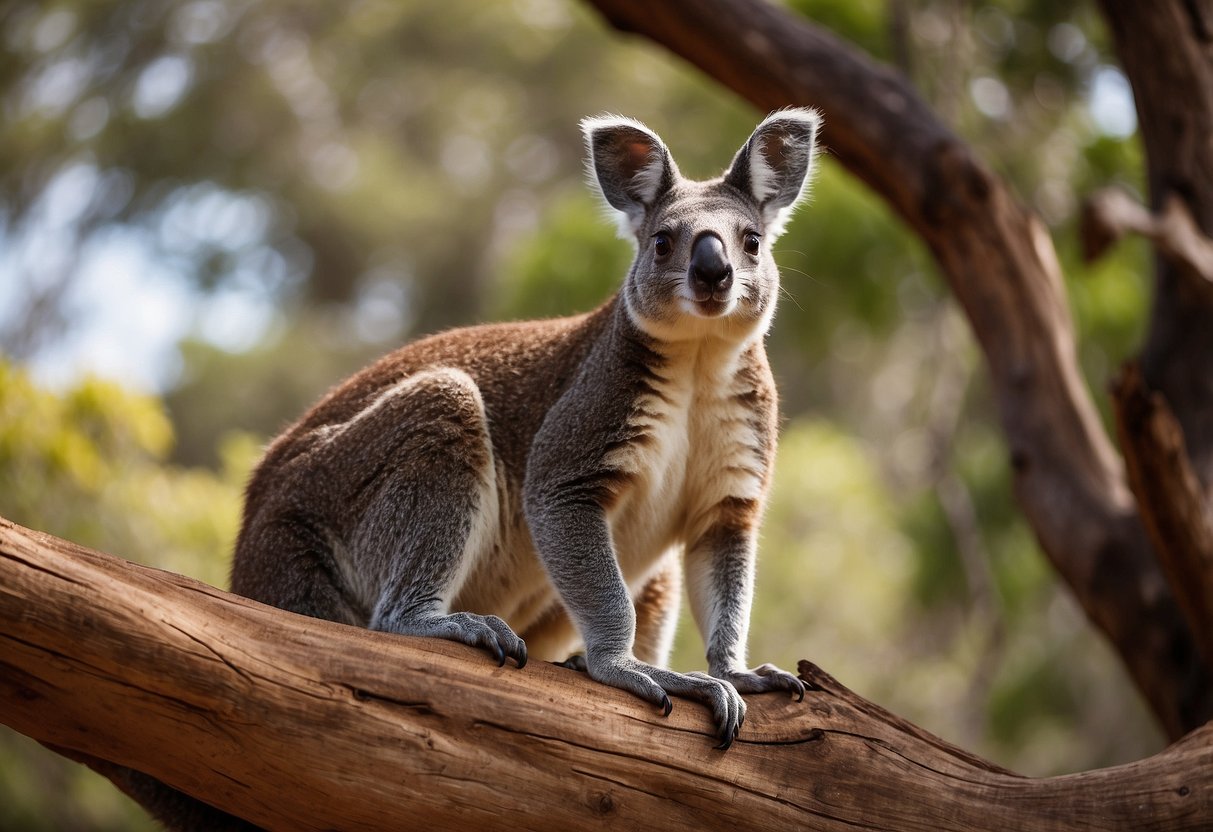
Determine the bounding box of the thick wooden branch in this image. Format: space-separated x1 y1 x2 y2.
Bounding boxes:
583 0 1213 738
0 517 1211 830
1114 363 1213 666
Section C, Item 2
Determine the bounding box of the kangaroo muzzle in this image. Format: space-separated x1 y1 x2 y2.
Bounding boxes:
688 232 734 302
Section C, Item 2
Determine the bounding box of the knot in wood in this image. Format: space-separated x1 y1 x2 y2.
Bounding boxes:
591 790 616 815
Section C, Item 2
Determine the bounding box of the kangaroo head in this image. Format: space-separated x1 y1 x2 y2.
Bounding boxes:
582 109 820 342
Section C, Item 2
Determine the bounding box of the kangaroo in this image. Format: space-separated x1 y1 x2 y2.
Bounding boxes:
227 109 820 753
117 109 821 831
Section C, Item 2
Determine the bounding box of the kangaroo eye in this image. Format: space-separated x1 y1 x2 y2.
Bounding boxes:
743 232 762 256
653 232 672 257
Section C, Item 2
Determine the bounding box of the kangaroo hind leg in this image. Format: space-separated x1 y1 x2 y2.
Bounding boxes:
346 368 526 667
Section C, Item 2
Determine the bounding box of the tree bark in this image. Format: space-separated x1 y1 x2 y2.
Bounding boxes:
1114 363 1213 666
0 517 1210 831
582 0 1213 739
1098 0 1213 494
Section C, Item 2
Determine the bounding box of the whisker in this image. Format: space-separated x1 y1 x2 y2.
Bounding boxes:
778 283 804 312
779 264 826 288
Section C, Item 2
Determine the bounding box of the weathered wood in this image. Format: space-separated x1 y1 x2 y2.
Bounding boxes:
1114 363 1213 666
584 0 1213 740
1 517 1211 831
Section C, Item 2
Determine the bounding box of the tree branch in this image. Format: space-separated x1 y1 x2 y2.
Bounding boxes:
1113 363 1213 666
1082 188 1213 293
1 517 1211 831
582 0 1212 737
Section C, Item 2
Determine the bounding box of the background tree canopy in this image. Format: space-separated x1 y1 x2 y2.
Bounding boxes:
0 1 1162 828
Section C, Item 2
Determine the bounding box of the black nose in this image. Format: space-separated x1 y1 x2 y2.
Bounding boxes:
689 233 733 297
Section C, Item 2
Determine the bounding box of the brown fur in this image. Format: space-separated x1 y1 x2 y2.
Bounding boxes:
128 109 823 832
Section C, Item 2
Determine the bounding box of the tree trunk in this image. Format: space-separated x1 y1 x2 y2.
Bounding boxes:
1097 0 1213 677
1099 0 1213 493
582 0 1213 739
1 517 1211 831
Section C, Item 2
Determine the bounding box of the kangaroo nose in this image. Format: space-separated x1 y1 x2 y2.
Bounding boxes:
689 233 733 297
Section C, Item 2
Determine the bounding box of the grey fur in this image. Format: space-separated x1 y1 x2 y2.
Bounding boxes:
232 111 821 747
724 109 822 236
583 114 680 234
134 109 824 832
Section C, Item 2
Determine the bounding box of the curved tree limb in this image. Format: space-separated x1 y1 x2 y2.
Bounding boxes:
1 517 1211 831
583 0 1212 737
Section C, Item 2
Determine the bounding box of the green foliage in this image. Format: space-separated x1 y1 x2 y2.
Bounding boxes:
165 316 385 468
901 490 967 607
0 358 253 830
0 730 158 832
0 359 251 585
788 0 890 59
1066 236 1150 390
0 0 753 353
768 159 940 412
740 419 917 675
491 189 633 320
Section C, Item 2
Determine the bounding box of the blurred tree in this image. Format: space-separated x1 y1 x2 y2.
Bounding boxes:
0 0 754 362
164 315 384 466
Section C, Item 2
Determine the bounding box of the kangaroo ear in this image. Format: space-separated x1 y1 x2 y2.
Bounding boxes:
582 115 678 236
725 108 821 238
